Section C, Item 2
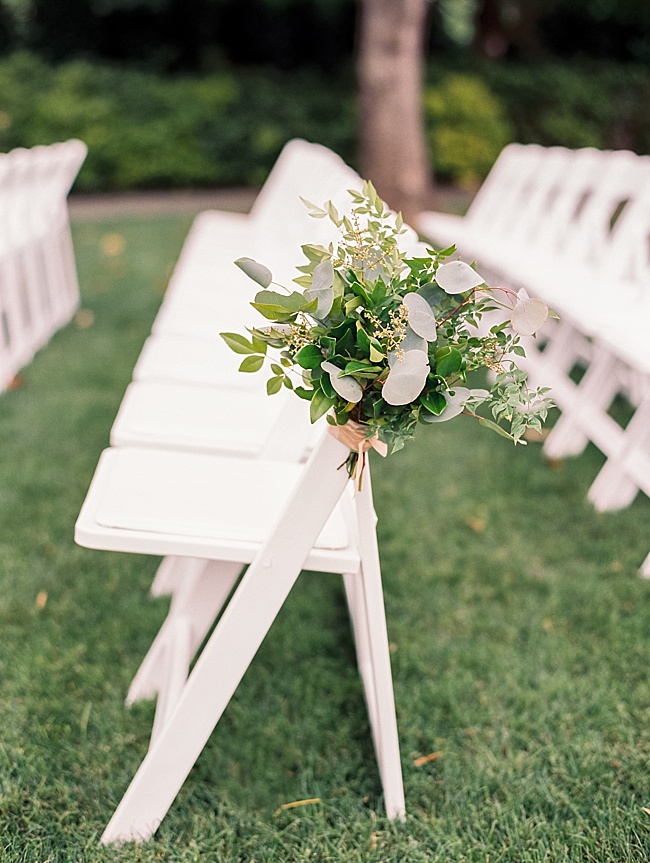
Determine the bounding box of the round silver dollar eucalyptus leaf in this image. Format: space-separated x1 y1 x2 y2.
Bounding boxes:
403 292 437 341
388 326 427 367
381 350 430 406
510 288 548 336
436 260 485 294
321 361 363 403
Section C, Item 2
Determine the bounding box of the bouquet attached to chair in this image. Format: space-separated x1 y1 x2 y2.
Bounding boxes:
221 182 553 484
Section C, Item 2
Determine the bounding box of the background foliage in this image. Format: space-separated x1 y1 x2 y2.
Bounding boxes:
0 51 649 192
0 0 649 191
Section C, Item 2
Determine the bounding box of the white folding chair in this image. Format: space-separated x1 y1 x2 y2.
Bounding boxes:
76 430 405 843
0 139 86 390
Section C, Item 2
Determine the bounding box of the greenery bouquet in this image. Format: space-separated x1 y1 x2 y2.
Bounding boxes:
221 182 552 483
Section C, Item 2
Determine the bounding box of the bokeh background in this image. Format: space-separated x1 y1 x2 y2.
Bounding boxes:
0 0 649 196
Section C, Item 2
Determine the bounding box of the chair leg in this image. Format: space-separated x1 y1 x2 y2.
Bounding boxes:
544 345 622 460
640 552 650 579
101 432 351 844
126 559 242 707
149 555 185 597
345 476 405 822
342 571 379 737
587 390 650 512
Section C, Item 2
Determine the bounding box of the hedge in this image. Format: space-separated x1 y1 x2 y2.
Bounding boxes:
0 51 648 192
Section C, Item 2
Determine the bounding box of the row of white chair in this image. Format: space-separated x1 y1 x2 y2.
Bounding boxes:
418 144 650 567
75 139 407 843
0 139 87 390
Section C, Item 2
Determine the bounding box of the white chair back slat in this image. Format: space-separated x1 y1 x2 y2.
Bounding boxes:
523 147 607 260
501 146 576 250
472 144 550 244
462 143 542 232
0 139 86 391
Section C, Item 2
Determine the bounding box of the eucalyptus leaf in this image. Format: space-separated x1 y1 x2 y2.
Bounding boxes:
234 257 272 288
510 295 548 336
381 350 429 406
266 376 283 395
479 416 519 441
436 260 485 294
220 332 257 355
254 290 312 314
304 259 335 319
403 292 437 341
322 361 363 403
238 355 265 373
388 327 426 367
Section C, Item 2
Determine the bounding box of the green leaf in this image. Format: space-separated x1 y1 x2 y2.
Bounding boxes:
356 325 371 355
234 257 272 287
310 388 336 423
435 347 463 377
300 197 328 218
266 375 283 395
318 371 336 399
320 336 336 356
250 302 298 322
294 386 314 401
295 344 324 369
369 342 385 363
420 391 447 415
343 360 383 377
238 355 265 373
220 332 257 355
251 335 268 354
371 280 387 303
478 417 519 442
254 290 312 314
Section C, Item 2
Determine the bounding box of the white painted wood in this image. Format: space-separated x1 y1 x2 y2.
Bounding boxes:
75 140 407 838
76 432 405 842
0 140 86 391
418 143 650 568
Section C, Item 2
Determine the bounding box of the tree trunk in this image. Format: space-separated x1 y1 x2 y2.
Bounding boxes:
356 0 433 225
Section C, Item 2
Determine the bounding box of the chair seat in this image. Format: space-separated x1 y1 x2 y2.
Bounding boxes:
132 334 265 388
152 295 259 339
75 445 359 571
110 381 300 455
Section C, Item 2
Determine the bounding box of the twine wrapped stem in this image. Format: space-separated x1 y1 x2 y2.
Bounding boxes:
327 419 387 490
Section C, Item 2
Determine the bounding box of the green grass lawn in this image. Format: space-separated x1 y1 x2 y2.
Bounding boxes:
0 213 649 862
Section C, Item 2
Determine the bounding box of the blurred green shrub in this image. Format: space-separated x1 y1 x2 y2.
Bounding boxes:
424 73 514 187
0 52 649 193
0 52 356 192
480 62 650 155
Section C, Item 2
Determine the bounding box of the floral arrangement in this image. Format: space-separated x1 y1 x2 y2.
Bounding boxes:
221 182 553 481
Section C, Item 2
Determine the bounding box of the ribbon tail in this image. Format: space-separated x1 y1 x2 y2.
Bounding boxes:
370 438 388 458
